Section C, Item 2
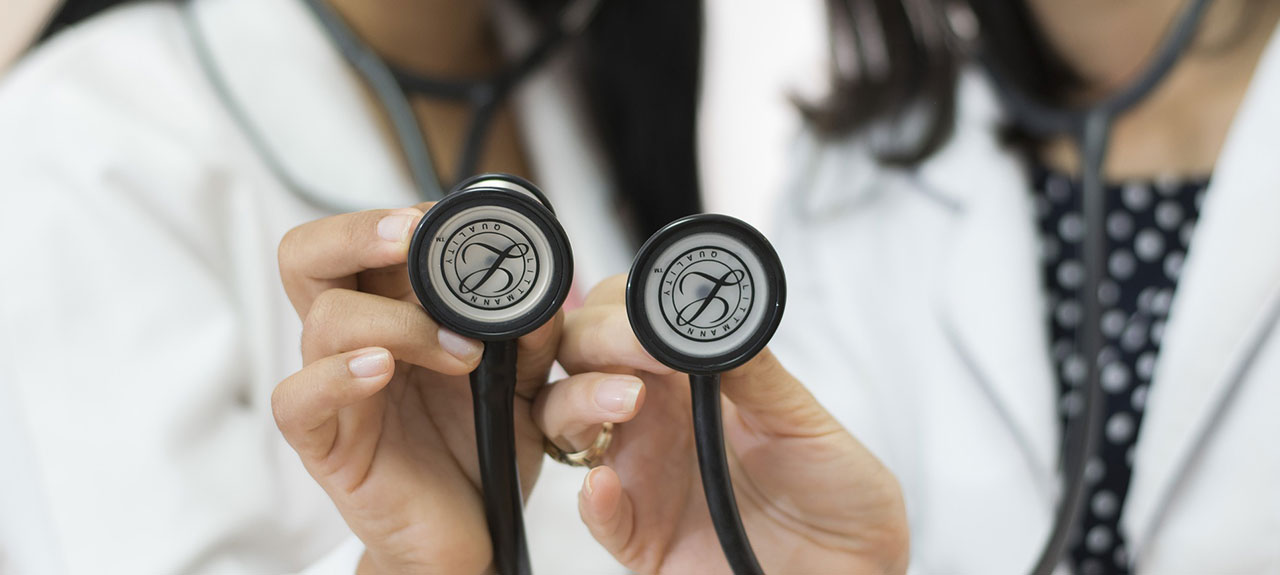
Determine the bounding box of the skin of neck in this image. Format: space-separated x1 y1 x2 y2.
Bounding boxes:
326 0 502 77
1024 0 1280 178
322 0 532 184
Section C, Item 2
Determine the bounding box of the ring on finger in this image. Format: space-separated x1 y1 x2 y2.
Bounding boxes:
544 422 613 468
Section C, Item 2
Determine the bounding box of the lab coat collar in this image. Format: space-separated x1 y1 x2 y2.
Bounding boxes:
186 0 421 212
926 73 1062 500
1122 23 1280 562
924 24 1280 564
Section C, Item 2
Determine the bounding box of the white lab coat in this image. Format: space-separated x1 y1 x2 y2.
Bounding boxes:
770 23 1280 575
0 0 629 573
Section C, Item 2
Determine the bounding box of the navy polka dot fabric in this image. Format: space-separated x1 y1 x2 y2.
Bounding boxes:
1034 168 1207 575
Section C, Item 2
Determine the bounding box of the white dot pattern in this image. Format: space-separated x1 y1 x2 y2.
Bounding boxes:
1036 169 1206 574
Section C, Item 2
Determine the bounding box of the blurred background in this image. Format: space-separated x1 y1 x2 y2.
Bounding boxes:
0 0 827 231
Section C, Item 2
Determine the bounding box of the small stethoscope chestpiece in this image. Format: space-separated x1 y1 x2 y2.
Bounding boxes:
626 214 786 375
408 184 573 342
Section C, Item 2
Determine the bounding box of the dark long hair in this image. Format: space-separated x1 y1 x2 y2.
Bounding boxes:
42 0 704 241
804 0 1077 163
519 0 704 237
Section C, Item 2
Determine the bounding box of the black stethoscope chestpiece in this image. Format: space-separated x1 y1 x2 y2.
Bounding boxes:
408 185 572 342
626 214 786 375
405 174 572 575
626 213 784 575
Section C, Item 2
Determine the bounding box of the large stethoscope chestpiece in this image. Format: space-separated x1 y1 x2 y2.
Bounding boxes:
626 214 786 375
408 186 573 342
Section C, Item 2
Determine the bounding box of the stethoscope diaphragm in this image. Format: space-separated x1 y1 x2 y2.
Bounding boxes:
627 214 786 374
409 187 573 342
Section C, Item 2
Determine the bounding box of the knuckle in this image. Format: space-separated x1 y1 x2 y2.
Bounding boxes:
269 384 294 432
302 289 348 349
388 300 424 340
343 211 371 249
277 225 304 271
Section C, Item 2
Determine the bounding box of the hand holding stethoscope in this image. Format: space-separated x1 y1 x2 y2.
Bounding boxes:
270 191 623 574
541 217 910 574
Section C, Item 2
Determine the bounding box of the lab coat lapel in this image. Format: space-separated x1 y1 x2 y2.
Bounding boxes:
926 76 1061 494
1123 25 1280 560
188 0 419 212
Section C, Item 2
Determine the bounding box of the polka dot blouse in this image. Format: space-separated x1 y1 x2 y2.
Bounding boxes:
1034 167 1207 575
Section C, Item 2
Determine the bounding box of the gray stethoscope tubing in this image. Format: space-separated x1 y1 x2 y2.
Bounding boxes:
966 0 1215 572
182 0 601 212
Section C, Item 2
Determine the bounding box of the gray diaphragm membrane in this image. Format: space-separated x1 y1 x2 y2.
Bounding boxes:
409 189 572 341
627 215 786 374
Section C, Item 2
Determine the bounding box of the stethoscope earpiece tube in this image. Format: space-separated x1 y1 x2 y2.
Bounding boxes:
691 373 765 575
408 175 573 575
627 214 785 575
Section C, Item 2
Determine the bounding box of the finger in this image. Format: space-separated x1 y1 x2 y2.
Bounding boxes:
272 347 394 461
279 206 426 317
559 304 673 376
583 274 628 307
514 311 564 398
719 347 841 437
578 466 637 560
302 289 482 374
532 372 644 450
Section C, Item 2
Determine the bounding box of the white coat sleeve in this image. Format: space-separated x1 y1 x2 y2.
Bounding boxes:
0 6 353 572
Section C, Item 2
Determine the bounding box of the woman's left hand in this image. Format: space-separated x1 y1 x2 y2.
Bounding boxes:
532 275 911 574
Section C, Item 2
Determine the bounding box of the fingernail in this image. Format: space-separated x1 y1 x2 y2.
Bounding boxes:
584 467 600 496
594 377 641 414
377 213 415 243
438 328 483 362
348 349 391 378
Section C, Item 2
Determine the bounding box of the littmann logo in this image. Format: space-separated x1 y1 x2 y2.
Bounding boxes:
438 219 539 310
657 247 754 342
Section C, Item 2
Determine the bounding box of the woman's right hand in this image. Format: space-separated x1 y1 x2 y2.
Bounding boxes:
271 207 628 574
535 276 911 574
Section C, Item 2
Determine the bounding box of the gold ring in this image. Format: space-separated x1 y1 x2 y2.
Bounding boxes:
544 422 614 468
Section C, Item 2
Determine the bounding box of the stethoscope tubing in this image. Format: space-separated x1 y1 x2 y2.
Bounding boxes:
691 373 765 575
470 340 532 575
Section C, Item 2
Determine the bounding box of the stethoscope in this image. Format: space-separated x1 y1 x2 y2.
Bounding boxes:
407 175 572 575
626 214 788 575
955 0 1214 572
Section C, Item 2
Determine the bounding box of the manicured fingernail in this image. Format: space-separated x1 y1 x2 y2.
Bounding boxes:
377 213 415 243
348 349 391 378
438 328 483 362
594 377 641 414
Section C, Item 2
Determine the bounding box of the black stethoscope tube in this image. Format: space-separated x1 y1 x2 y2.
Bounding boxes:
470 340 532 575
690 373 765 575
409 186 573 575
973 1 1214 572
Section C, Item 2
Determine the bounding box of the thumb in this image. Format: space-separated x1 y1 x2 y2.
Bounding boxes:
578 466 638 564
718 347 841 437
